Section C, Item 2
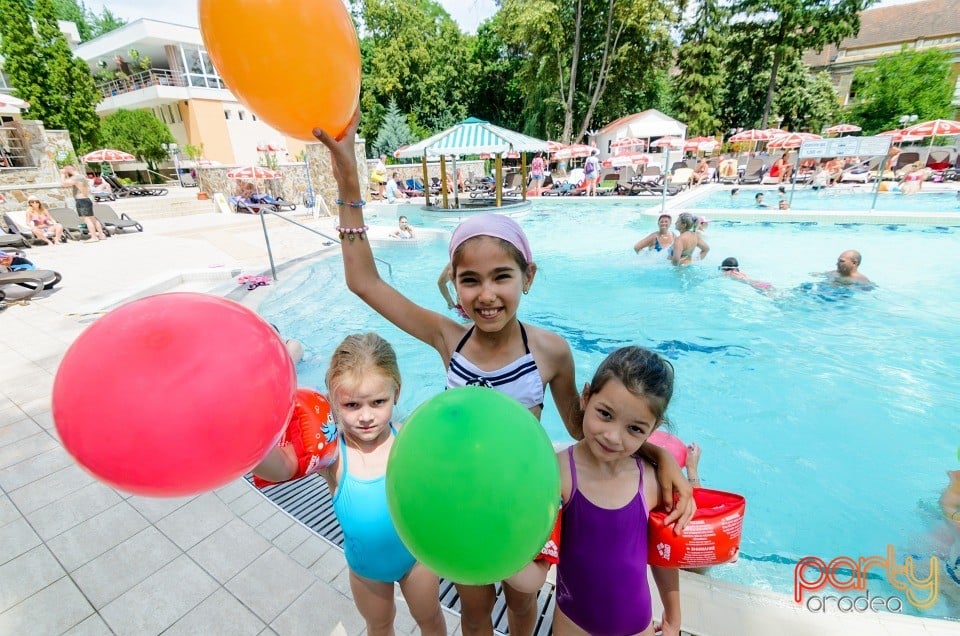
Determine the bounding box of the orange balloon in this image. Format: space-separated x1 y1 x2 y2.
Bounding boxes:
199 0 360 141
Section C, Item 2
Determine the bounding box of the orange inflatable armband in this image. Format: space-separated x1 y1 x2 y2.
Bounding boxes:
253 388 338 488
648 488 745 568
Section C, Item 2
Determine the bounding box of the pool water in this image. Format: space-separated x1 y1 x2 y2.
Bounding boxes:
260 202 960 618
689 187 960 213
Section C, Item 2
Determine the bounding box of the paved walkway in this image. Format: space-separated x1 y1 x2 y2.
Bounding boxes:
0 207 461 635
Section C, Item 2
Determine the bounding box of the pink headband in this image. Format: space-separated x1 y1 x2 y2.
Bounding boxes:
448 214 533 264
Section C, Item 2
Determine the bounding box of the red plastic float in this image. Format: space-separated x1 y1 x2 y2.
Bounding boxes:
253 388 339 488
648 430 688 468
648 488 746 568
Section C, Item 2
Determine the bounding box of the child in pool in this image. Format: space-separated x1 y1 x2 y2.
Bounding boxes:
262 333 446 635
314 111 693 636
514 347 683 635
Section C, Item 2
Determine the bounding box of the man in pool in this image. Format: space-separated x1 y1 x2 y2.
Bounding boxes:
820 250 871 285
755 192 770 208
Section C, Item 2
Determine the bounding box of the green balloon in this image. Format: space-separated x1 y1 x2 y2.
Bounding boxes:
386 386 560 585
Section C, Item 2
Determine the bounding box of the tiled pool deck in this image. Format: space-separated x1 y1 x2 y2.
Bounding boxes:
1 192 957 635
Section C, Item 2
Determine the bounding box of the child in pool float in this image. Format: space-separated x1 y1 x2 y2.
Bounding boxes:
314 110 694 636
255 333 446 635
509 347 683 635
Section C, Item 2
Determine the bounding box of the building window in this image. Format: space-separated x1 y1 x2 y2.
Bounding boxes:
224 109 231 119
167 105 177 123
251 113 257 121
238 111 245 121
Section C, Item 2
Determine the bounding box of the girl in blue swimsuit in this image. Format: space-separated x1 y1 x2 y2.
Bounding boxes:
317 333 446 636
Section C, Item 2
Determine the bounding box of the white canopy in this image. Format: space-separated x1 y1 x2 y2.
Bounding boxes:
595 109 687 159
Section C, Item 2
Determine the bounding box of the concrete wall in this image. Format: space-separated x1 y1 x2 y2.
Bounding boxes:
0 121 78 214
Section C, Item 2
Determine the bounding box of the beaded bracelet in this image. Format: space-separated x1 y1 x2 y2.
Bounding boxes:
336 225 369 241
335 198 366 208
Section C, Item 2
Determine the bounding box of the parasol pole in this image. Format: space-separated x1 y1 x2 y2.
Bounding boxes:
520 150 528 201
451 155 460 209
440 155 449 209
661 145 669 215
789 147 801 206
421 154 430 206
495 154 503 208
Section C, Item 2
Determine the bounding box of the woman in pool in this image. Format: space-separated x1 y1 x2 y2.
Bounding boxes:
633 214 675 256
314 110 694 636
670 213 709 266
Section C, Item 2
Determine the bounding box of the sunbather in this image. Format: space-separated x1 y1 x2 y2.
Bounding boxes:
25 195 64 245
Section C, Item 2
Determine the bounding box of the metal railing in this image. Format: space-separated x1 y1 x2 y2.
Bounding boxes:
96 68 186 100
257 207 392 280
0 126 32 168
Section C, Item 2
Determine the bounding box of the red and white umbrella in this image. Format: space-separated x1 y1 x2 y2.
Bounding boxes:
0 95 30 110
878 129 924 144
728 129 779 142
226 165 282 180
767 132 821 149
81 148 136 163
823 123 861 135
553 144 594 160
256 143 286 152
479 151 520 159
602 153 649 168
684 139 719 153
545 141 566 154
903 119 960 137
651 136 684 149
611 137 647 152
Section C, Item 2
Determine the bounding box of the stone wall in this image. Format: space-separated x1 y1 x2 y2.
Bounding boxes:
0 120 77 213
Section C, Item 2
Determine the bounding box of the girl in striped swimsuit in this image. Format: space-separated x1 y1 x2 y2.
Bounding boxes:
315 112 694 636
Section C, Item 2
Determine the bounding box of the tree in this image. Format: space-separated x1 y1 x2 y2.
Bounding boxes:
673 0 726 136
100 109 174 176
776 68 841 133
730 0 874 128
86 7 125 39
356 0 476 143
51 0 91 40
34 0 101 150
848 48 955 134
498 0 678 144
467 18 524 132
0 0 44 114
373 98 418 158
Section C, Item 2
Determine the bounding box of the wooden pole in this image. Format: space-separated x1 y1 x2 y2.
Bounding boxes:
440 155 449 209
421 155 430 206
520 151 528 201
495 154 503 207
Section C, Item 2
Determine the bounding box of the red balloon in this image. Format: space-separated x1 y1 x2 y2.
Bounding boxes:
53 293 296 497
199 0 361 141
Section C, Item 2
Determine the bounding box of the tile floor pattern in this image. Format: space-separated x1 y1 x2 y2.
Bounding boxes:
0 195 957 635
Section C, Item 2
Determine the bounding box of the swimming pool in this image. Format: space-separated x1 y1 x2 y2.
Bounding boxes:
260 202 960 619
688 187 960 213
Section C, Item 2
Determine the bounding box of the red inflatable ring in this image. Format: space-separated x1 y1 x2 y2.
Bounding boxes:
648 488 746 568
253 388 339 488
648 430 688 468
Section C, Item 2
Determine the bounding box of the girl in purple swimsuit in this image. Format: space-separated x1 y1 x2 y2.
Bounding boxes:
555 346 682 635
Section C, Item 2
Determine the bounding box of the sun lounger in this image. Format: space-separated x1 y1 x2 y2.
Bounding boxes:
92 204 143 233
668 168 694 189
249 193 297 212
102 174 168 197
0 250 61 291
739 158 765 184
596 173 620 195
0 270 45 303
48 207 106 240
2 214 47 246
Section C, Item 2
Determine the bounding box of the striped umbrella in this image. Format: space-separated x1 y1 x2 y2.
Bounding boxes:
226 165 282 180
611 137 647 152
602 153 649 168
728 129 779 142
256 143 285 152
81 149 136 163
546 141 566 154
903 119 960 137
0 95 30 110
651 136 684 149
823 123 861 135
767 132 821 149
878 129 924 144
553 144 595 160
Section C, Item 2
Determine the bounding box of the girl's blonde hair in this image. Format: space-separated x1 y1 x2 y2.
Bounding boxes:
325 333 401 396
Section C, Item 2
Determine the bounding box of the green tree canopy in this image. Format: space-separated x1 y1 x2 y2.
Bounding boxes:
497 0 678 144
467 19 524 132
848 48 955 134
0 0 44 112
100 108 174 172
356 0 476 143
730 0 874 128
673 0 726 136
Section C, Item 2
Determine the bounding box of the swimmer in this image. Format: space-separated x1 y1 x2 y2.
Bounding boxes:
719 257 773 292
778 199 790 211
755 192 771 208
730 188 740 197
391 215 415 239
941 470 960 531
816 250 871 286
670 213 709 266
633 214 675 255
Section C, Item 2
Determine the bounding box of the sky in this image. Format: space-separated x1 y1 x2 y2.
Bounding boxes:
82 0 499 33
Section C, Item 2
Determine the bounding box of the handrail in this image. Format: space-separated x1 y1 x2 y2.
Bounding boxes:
256 207 392 280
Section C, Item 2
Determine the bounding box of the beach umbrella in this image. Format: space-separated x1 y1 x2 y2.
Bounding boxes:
651 136 684 149
903 119 960 137
611 137 647 153
728 129 779 142
81 149 136 163
824 123 861 136
684 139 718 153
767 132 821 150
545 141 566 155
602 153 649 168
226 165 282 180
553 144 594 160
256 143 285 152
877 129 923 144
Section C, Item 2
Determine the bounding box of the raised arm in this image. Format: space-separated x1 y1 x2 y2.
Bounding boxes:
314 111 461 358
437 263 456 309
696 236 710 261
637 444 694 531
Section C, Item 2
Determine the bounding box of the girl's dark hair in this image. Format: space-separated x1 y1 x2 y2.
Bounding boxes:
451 237 530 275
588 346 674 422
